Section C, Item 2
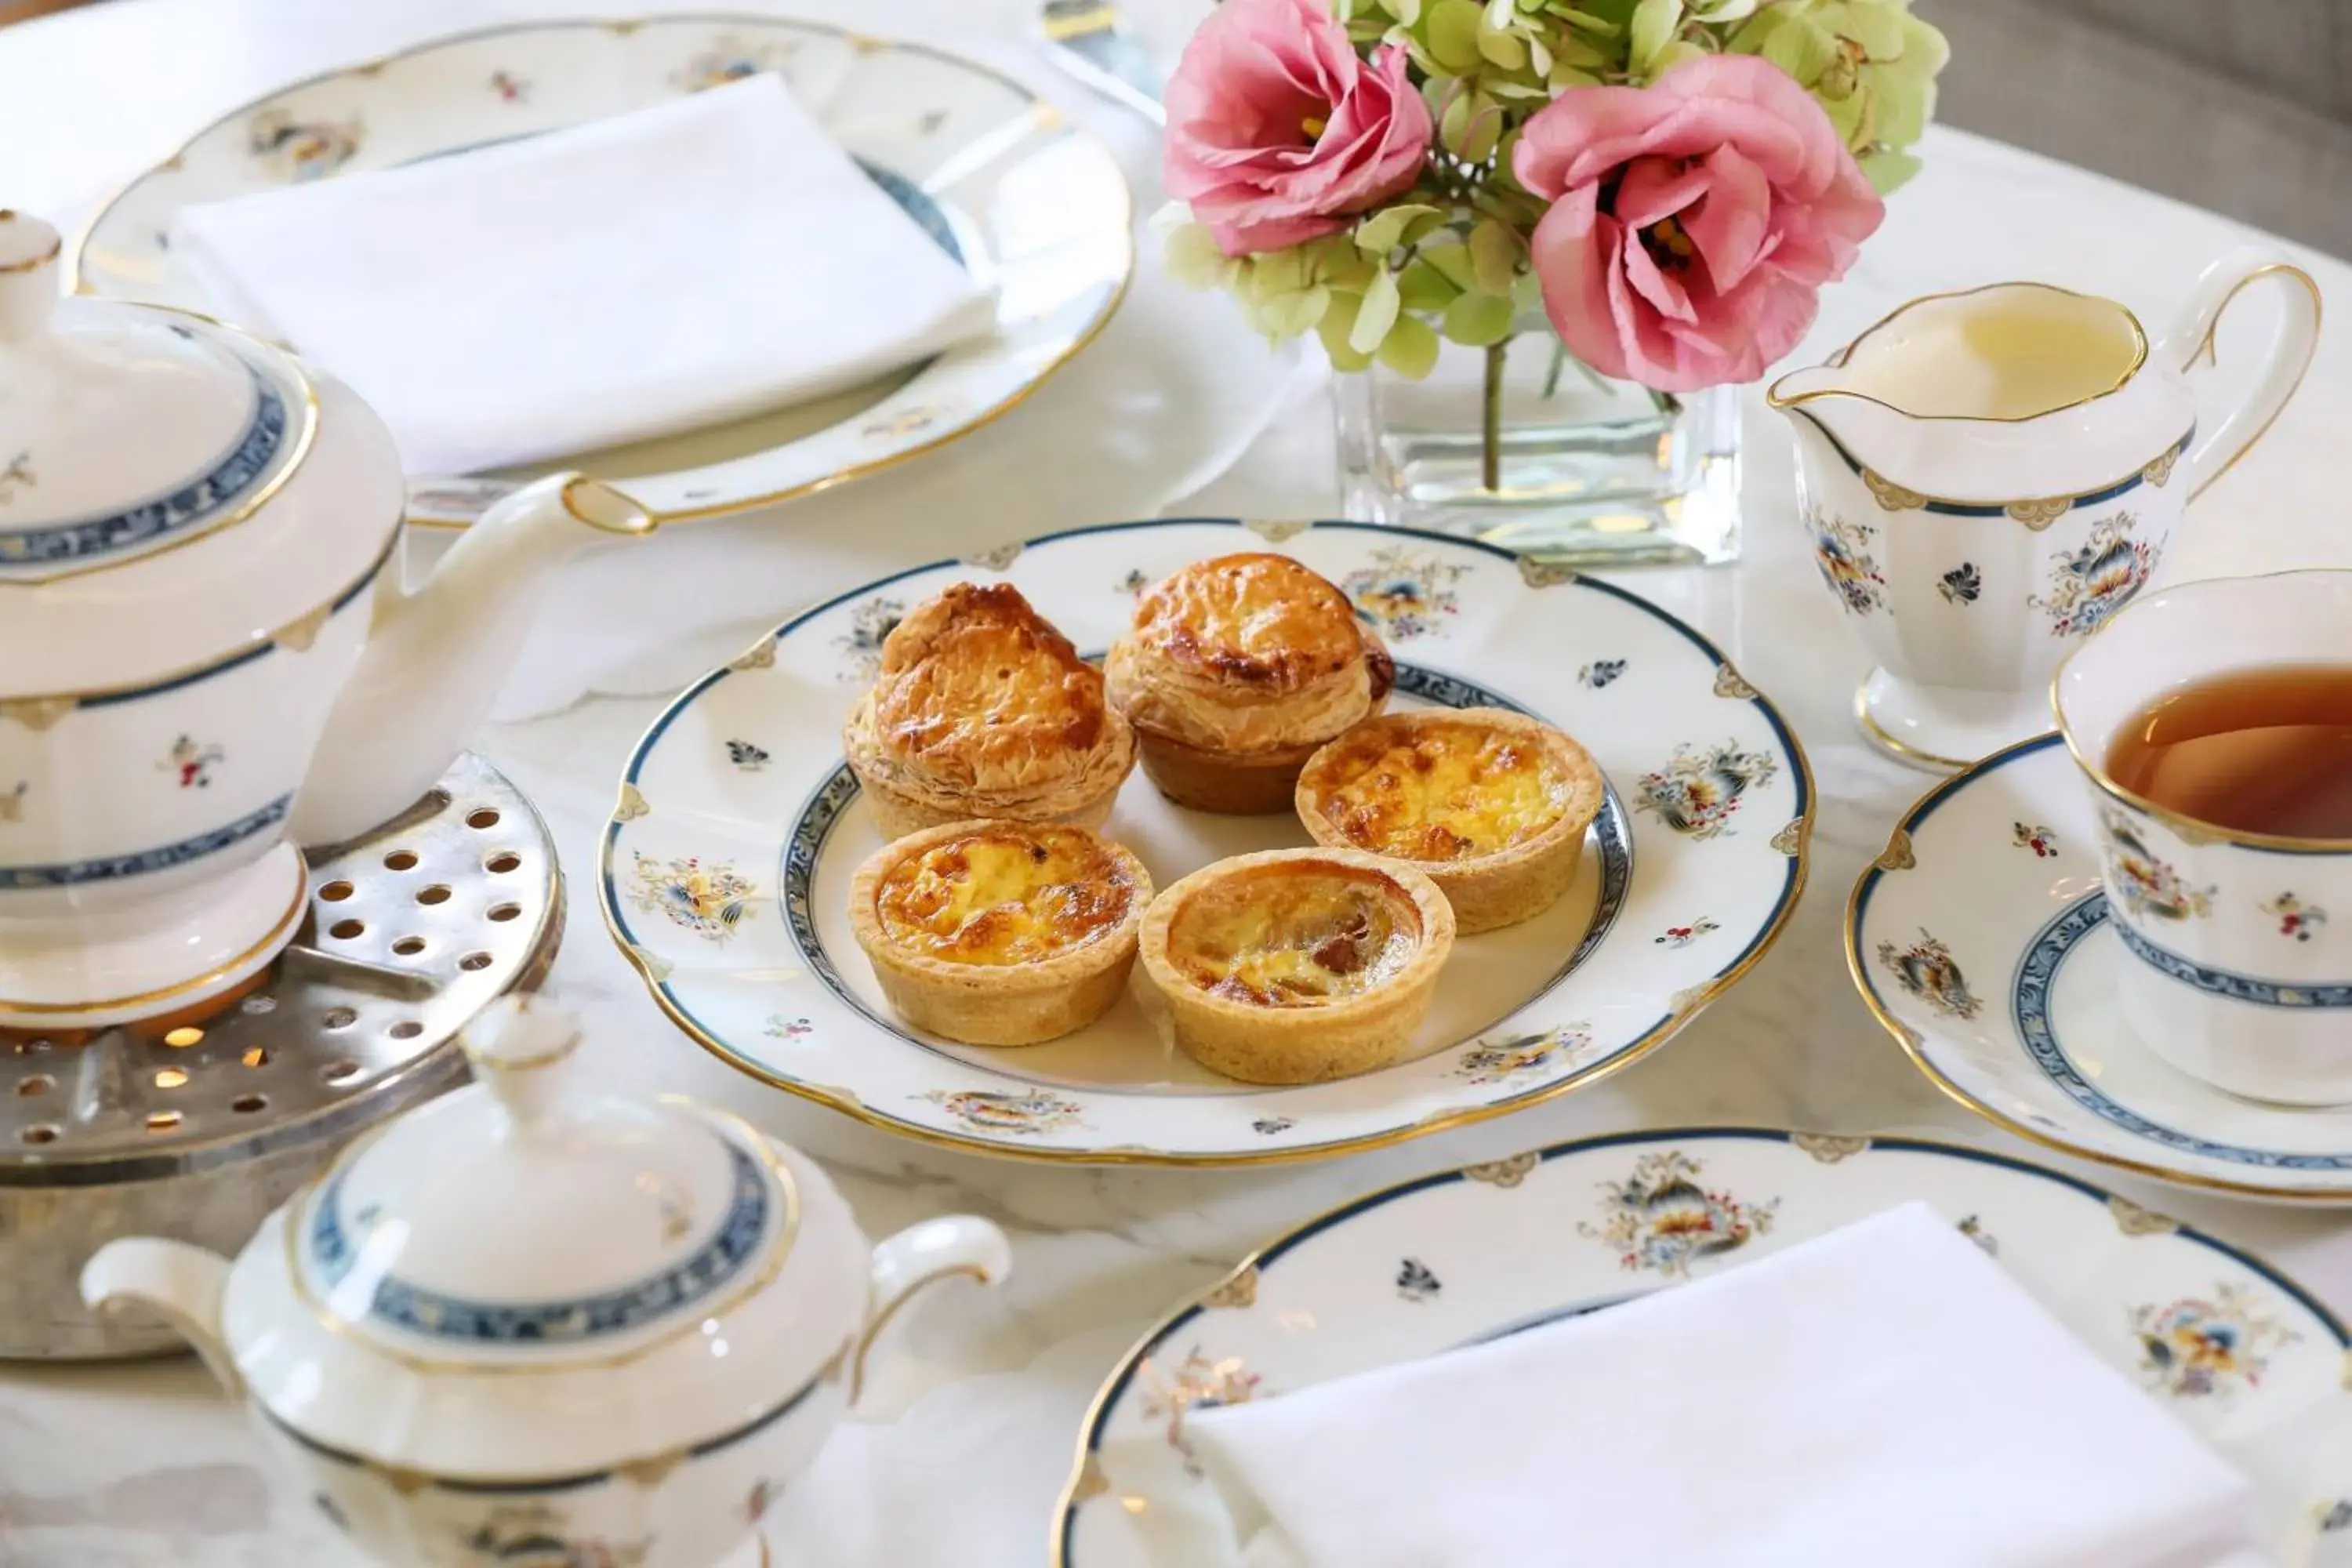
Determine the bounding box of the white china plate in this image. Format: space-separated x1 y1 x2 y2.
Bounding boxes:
1053 1127 2352 1565
1851 733 2352 1203
71 14 1132 528
597 519 1811 1165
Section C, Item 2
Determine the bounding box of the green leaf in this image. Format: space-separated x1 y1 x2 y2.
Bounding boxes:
1316 292 1375 371
1722 7 1780 52
1258 284 1331 339
1548 60 1603 87
1425 0 1486 72
1858 145 1922 195
1380 0 1423 20
1628 0 1681 73
1824 0 1904 59
1526 31 1552 75
1761 13 1837 85
1377 314 1442 379
1459 94 1504 162
1468 218 1520 294
1397 258 1463 311
1483 0 1518 31
1551 5 1621 34
1419 238 1478 290
1162 224 1237 291
1355 202 1446 256
1442 290 1515 346
1649 38 1707 75
1350 265 1403 354
1477 23 1529 69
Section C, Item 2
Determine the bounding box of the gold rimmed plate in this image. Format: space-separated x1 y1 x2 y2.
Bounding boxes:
597 518 1812 1167
72 14 1133 527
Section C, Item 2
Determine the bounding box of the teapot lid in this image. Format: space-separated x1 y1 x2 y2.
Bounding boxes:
0 209 315 584
289 996 796 1363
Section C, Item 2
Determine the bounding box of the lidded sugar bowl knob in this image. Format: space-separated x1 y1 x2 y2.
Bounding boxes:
81 995 1011 1566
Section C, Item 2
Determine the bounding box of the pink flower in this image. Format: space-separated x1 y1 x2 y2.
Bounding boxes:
1513 55 1883 391
1163 0 1432 257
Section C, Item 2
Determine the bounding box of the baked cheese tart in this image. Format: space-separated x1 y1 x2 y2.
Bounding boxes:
1138 847 1453 1083
843 583 1136 842
849 820 1151 1046
1105 554 1392 815
1296 708 1602 933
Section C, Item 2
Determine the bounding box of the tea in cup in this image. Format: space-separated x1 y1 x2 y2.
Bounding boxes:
2054 572 2352 1104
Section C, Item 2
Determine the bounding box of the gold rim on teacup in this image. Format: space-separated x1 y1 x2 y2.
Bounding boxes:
2049 567 2352 854
1765 281 2151 426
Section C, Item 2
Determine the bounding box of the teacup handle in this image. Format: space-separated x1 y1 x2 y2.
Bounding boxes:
2156 245 2322 502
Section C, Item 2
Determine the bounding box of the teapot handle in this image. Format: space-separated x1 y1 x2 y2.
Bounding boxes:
851 1215 1012 1406
2156 245 2321 503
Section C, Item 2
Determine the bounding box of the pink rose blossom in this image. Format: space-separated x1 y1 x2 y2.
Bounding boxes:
1512 55 1884 391
1163 0 1432 257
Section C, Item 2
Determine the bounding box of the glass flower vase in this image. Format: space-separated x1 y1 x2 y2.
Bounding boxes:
1334 320 1742 566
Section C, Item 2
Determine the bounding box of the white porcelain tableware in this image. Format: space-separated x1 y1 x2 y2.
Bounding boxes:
0 209 650 1032
600 518 1812 1166
2053 571 2352 1105
1851 731 2352 1203
71 13 1134 528
1054 1127 2352 1566
1767 250 2321 772
80 995 1011 1568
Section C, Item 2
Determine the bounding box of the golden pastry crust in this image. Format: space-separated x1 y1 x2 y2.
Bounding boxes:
1106 554 1393 814
1297 709 1602 934
843 583 1135 840
850 820 1152 1047
1138 848 1454 1084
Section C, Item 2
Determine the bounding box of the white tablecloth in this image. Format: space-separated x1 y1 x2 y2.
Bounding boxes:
2 4 2350 1566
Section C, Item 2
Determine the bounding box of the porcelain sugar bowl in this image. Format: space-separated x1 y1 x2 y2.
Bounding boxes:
0 208 651 1033
81 996 1011 1566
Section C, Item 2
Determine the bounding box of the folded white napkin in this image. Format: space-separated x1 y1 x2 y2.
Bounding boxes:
171 73 996 477
1100 1202 2269 1568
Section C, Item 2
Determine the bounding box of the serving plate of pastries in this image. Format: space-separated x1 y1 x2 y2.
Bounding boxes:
599 519 1813 1163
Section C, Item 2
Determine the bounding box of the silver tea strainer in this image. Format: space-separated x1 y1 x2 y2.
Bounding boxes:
0 753 562 1359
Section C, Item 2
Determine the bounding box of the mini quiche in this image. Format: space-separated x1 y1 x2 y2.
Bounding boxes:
1105 553 1393 815
844 583 1136 842
1138 847 1453 1084
849 820 1152 1047
1296 708 1603 933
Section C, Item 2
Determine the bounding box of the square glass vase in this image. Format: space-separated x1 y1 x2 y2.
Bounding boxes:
1334 327 1742 567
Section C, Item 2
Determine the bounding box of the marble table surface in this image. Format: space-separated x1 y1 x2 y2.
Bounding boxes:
5 2 2352 1564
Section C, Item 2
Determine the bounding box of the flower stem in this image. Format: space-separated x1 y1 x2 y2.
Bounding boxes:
1482 337 1507 494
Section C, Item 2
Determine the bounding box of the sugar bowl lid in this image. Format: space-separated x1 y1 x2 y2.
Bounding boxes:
229 996 863 1480
0 209 315 584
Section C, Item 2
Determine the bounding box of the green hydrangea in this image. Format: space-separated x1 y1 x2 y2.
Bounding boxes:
1726 1 1949 192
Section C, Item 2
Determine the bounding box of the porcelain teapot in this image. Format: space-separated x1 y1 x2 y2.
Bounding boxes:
0 209 652 1031
1766 246 2321 771
82 995 1011 1567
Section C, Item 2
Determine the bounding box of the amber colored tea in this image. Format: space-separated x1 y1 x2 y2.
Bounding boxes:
2105 665 2352 838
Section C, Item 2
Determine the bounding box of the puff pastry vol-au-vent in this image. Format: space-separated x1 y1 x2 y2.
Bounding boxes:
844 582 1136 842
1138 847 1454 1085
1296 708 1603 933
849 820 1152 1046
1105 553 1392 815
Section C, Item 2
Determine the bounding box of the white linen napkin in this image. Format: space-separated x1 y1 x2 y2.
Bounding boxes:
169 73 996 477
1099 1203 2270 1568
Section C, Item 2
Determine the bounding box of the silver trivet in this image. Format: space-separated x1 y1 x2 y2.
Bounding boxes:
0 753 562 1359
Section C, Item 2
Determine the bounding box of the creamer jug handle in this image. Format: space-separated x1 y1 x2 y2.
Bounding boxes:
2156 246 2321 502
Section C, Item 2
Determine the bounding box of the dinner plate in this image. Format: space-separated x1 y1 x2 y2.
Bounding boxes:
1851 733 2352 1204
598 518 1812 1165
1053 1127 2352 1566
71 13 1132 527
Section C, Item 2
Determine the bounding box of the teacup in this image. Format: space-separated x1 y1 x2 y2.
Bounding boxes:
2053 572 2352 1105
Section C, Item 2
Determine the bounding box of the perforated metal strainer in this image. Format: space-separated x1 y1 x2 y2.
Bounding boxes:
0 753 562 1359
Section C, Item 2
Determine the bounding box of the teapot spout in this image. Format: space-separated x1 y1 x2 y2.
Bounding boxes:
82 1238 243 1398
291 475 655 848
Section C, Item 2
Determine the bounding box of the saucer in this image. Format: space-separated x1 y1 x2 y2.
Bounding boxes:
1849 732 2352 1203
71 14 1131 528
1054 1127 2352 1566
599 519 1812 1166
